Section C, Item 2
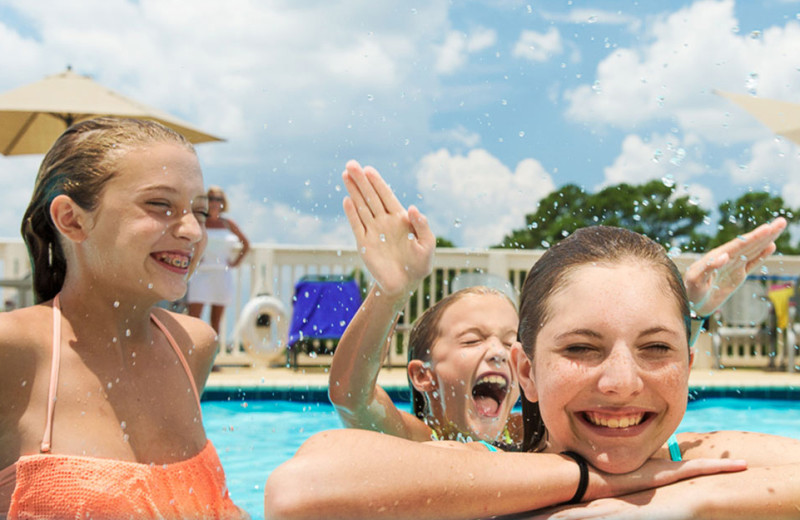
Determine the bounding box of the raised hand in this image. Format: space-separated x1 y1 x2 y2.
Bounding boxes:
685 218 787 317
342 160 436 299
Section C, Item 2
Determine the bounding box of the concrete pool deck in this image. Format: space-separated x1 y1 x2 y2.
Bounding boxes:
206 364 800 394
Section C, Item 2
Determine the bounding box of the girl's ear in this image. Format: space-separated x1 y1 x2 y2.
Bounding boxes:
407 359 436 392
511 342 538 403
50 194 90 243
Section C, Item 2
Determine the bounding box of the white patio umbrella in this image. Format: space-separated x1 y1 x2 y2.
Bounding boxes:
0 67 223 155
716 89 800 145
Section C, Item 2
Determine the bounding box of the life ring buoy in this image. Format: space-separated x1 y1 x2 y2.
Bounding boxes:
233 294 289 357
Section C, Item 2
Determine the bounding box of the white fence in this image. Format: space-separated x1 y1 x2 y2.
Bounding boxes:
3 239 800 371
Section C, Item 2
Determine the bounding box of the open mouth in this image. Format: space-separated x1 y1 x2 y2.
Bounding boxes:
582 411 653 430
472 374 509 417
152 252 191 271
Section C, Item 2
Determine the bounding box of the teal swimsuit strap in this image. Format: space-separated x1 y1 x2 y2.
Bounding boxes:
477 440 498 452
667 434 682 461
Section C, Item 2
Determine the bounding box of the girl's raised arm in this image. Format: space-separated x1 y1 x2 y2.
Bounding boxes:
328 160 436 440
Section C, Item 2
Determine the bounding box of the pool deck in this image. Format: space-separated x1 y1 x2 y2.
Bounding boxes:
206 364 800 394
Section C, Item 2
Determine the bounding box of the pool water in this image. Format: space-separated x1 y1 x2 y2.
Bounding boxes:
202 398 800 519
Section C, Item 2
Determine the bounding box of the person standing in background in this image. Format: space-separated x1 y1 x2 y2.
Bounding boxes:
188 186 250 342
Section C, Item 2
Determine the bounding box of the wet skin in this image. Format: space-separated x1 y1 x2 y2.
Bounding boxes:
517 261 692 474
425 293 520 442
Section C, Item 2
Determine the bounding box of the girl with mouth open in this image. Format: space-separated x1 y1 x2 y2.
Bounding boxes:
266 163 799 520
0 118 246 519
329 159 787 449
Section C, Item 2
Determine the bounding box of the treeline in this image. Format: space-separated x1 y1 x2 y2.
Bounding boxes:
491 180 799 254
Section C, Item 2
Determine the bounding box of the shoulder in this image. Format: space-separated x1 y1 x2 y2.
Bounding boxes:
0 304 52 353
677 430 800 466
0 305 51 406
150 308 218 389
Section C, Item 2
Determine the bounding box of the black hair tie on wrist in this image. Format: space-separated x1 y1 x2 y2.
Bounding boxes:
561 451 589 504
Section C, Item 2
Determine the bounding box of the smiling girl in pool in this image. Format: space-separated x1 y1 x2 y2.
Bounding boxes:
329 159 786 449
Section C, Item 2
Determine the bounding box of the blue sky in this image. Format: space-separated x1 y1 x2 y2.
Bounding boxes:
1 0 799 248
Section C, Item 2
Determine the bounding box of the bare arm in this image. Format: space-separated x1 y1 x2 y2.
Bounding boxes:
264 429 746 520
328 160 435 440
684 218 786 345
224 218 250 268
534 431 800 519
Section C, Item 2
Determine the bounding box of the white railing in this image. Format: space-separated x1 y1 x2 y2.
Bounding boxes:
3 239 800 371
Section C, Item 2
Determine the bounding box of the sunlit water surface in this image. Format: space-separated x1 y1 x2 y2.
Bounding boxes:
202 397 800 519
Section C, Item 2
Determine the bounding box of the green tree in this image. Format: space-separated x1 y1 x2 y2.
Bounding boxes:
497 180 709 250
709 192 799 254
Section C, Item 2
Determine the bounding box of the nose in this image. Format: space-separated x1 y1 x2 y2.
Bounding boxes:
596 344 643 397
175 209 205 244
485 337 509 366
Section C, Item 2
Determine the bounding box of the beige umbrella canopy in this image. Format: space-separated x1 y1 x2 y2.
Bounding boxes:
0 68 223 155
716 89 800 145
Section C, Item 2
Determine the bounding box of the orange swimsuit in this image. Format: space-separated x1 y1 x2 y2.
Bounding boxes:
0 296 242 519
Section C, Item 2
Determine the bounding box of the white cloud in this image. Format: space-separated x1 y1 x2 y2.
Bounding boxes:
436 27 497 74
601 132 705 189
225 183 354 247
783 179 800 208
413 149 555 246
541 8 642 30
723 137 800 186
512 27 563 62
433 125 482 148
563 0 800 146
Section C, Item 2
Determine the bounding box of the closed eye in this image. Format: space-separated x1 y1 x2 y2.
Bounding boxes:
564 344 597 355
642 343 672 353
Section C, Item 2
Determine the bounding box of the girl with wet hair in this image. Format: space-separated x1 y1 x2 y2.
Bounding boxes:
330 161 521 446
267 163 798 520
329 159 786 450
1 117 246 518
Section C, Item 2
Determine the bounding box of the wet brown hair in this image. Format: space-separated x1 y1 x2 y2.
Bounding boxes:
408 285 517 422
21 117 195 303
517 226 690 452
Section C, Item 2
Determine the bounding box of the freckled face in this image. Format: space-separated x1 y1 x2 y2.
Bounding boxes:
426 293 519 442
81 143 208 302
521 262 691 473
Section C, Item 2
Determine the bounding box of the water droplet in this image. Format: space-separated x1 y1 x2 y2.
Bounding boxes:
661 175 675 188
540 240 550 248
453 218 462 228
107 382 113 389
125 329 131 337
367 94 374 101
750 30 761 40
501 99 508 106
591 80 601 93
339 320 346 327
379 233 386 242
360 246 366 254
652 149 663 163
165 210 172 217
518 131 525 138
587 15 597 23
113 301 120 308
407 233 415 240
147 283 153 289
120 421 127 430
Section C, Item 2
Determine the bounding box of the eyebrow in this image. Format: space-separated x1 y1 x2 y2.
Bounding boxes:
455 326 517 338
138 185 208 201
554 326 681 342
